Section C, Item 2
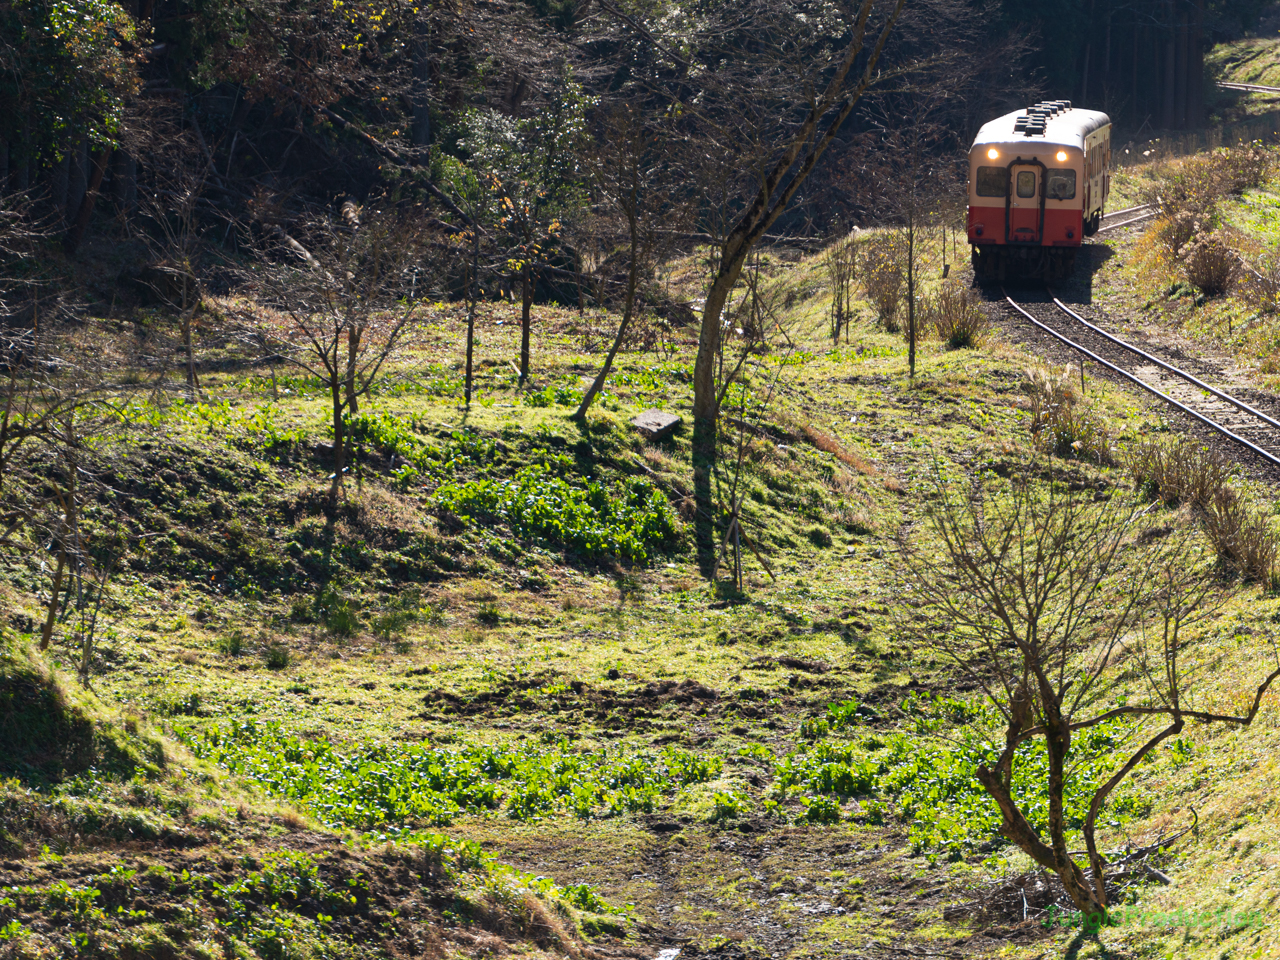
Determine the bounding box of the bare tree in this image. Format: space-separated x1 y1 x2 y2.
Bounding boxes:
900 464 1280 924
253 204 424 505
683 0 907 573
575 104 684 420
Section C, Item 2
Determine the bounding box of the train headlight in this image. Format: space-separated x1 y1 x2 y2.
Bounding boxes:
987 148 999 160
1056 150 1068 162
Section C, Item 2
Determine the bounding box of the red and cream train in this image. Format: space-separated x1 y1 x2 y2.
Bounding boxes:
967 101 1112 281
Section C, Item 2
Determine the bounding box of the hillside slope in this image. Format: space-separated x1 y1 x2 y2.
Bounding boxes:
3 193 1280 960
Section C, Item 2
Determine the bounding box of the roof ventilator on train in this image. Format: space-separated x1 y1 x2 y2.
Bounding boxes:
1012 100 1073 137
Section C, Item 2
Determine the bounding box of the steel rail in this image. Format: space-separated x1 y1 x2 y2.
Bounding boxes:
1218 81 1280 95
1004 296 1280 469
1051 297 1280 432
1103 203 1153 220
1097 210 1157 233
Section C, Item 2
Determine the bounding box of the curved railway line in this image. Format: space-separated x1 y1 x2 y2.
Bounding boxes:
1001 294 1280 475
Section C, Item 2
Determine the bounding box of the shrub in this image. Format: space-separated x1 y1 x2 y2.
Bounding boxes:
1043 406 1113 465
1236 254 1280 314
1152 211 1200 256
927 282 989 350
1146 145 1271 224
1126 437 1234 508
1201 487 1279 585
371 610 415 643
1181 231 1238 296
800 796 842 824
217 631 245 656
264 645 290 670
315 584 360 638
825 236 858 342
861 236 904 333
1022 365 1112 465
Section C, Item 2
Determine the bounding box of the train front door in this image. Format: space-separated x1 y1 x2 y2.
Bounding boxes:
1008 164 1042 243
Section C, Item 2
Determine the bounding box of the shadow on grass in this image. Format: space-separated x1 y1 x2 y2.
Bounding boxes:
1063 928 1133 960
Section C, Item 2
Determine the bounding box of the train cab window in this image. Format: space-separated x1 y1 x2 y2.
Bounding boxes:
1046 169 1076 200
1016 170 1037 198
976 166 1008 197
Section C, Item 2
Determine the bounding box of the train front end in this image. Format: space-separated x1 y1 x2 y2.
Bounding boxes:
967 101 1111 282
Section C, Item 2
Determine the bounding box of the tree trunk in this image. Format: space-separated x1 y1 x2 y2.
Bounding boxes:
1080 42 1091 106
520 267 532 384
63 146 112 256
464 235 478 407
1175 7 1189 129
692 251 748 575
576 207 640 420
411 18 431 151
51 149 70 220
113 150 137 215
329 380 346 506
345 326 362 414
39 549 67 651
182 305 200 399
12 139 29 193
1191 0 1205 128
1162 2 1176 130
68 139 88 222
906 218 916 378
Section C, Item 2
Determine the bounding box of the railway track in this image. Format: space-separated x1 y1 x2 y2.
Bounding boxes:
1217 80 1280 96
1097 203 1156 233
1002 294 1280 472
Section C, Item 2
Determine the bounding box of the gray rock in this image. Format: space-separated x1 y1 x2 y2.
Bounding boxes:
631 408 682 441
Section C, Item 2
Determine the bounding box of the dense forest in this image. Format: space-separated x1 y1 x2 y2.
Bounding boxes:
0 0 1273 274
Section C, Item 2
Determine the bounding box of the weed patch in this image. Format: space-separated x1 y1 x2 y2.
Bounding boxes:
180 722 723 827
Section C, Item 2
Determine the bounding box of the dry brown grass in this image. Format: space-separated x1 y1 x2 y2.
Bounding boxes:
798 424 880 477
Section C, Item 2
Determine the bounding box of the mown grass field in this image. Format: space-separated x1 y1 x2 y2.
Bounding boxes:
4 170 1280 960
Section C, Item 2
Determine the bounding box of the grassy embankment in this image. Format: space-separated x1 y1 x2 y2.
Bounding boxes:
2 207 1280 959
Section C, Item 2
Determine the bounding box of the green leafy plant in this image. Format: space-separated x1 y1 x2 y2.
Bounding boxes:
179 722 724 828
433 466 680 564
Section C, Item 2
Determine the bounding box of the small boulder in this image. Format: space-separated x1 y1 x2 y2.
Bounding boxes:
631 409 682 441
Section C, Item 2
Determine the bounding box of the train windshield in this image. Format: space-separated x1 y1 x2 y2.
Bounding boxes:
1046 169 1076 200
975 166 1007 197
1016 171 1037 198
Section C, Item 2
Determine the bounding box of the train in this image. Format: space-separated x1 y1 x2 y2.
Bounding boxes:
967 101 1112 281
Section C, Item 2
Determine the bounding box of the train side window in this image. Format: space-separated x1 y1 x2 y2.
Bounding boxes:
1016 170 1037 198
1046 169 1076 200
975 166 1008 197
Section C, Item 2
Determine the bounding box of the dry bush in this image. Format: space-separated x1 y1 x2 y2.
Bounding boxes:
1023 364 1078 432
927 282 989 350
1022 365 1114 465
1126 437 1234 508
861 235 903 333
1236 254 1280 314
1201 487 1279 585
1214 143 1272 194
1152 211 1200 256
1127 436 1277 583
1182 231 1239 295
1147 145 1273 223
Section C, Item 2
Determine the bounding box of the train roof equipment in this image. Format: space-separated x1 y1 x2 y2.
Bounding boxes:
970 102 1111 152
